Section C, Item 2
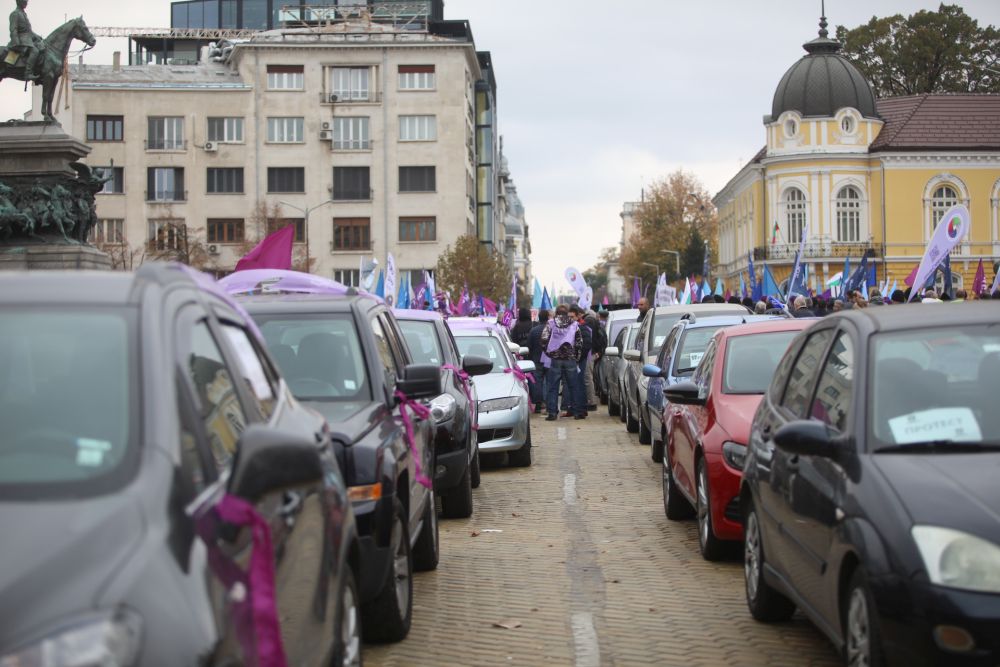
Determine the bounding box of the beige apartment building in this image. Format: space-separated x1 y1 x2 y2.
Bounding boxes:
36 12 508 287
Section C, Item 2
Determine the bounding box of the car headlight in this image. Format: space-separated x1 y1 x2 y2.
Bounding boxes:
479 396 521 413
722 441 747 470
912 526 1000 593
0 608 142 667
429 393 457 423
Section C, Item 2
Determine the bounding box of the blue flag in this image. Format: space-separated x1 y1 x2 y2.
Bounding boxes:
714 278 724 297
762 264 781 298
739 272 747 298
942 254 953 298
532 278 542 309
540 287 552 310
374 269 385 298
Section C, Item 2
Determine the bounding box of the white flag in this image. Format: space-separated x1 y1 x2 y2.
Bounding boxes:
908 205 970 302
384 253 397 307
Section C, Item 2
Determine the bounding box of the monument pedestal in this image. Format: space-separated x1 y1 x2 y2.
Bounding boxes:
0 243 111 271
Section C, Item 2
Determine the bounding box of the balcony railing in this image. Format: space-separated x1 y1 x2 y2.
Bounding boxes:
144 139 187 151
752 242 882 261
320 91 382 105
333 139 374 151
145 190 188 202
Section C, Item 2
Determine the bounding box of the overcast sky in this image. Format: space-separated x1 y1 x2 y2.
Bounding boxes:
3 1 999 294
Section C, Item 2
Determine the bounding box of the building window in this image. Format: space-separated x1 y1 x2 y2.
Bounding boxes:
207 167 244 194
207 117 244 143
95 166 124 194
836 186 862 242
267 117 304 143
784 187 806 244
333 167 370 201
266 217 305 243
267 65 303 90
784 119 798 138
267 167 305 193
147 219 185 251
330 66 370 101
399 64 435 90
147 116 185 150
334 269 360 287
333 117 370 150
87 115 123 142
399 166 435 192
931 185 959 231
399 115 436 141
333 217 371 251
89 218 125 244
841 116 854 134
147 167 185 201
399 217 436 242
207 218 245 243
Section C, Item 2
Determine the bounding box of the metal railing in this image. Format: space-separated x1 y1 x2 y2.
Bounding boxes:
332 139 374 151
281 2 432 31
752 242 882 261
144 139 187 151
320 91 381 104
145 191 188 203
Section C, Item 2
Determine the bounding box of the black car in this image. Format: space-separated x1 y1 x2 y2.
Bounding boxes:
236 290 441 643
0 264 363 666
741 302 1000 666
394 309 492 519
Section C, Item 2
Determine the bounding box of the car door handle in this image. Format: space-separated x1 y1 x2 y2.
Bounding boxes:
761 424 773 438
787 454 800 471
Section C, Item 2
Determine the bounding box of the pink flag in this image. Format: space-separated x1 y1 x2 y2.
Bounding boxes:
236 225 295 272
903 263 919 287
602 295 609 306
973 259 986 295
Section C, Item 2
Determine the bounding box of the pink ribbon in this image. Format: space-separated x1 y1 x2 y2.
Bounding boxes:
394 390 433 489
504 366 535 387
441 364 478 431
195 494 288 667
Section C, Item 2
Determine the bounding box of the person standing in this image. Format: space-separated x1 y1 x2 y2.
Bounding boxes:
541 305 583 421
527 309 549 414
791 295 815 317
510 307 533 348
569 305 593 416
636 296 650 322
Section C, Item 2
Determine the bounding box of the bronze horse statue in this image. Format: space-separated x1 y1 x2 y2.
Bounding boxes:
0 17 96 122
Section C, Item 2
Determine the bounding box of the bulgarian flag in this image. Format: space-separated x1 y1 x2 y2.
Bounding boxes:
770 221 780 245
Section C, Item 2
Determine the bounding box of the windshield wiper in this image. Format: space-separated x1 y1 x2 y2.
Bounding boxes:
875 440 1000 453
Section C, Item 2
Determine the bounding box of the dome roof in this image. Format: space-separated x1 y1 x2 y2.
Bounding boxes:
770 15 878 120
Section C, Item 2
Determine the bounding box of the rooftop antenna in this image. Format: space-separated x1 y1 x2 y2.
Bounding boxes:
819 0 828 38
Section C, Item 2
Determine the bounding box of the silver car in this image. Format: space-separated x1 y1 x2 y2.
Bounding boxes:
597 308 639 403
605 322 641 421
452 328 535 467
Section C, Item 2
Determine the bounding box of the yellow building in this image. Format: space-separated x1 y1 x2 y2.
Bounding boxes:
714 15 1000 295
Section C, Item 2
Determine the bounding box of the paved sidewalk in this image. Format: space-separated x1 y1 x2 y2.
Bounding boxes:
365 412 840 667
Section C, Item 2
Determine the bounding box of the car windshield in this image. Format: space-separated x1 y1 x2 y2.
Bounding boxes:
254 314 370 401
673 326 725 374
398 320 444 365
871 325 1000 447
0 310 135 496
652 315 685 351
722 331 799 394
609 319 632 347
456 335 509 374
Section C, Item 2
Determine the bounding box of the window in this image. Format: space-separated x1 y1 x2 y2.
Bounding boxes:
399 115 436 141
333 217 371 251
333 269 360 286
147 116 184 150
147 167 185 201
784 187 806 244
207 167 244 194
330 66 370 101
333 167 370 200
398 320 443 365
333 117 370 150
780 329 834 419
186 320 246 470
370 315 400 382
399 64 435 90
95 166 124 194
399 166 435 192
207 218 244 243
399 217 436 242
89 218 125 244
810 333 854 433
267 117 304 143
266 217 305 243
147 218 185 251
836 186 861 242
931 185 959 231
841 116 854 133
87 115 123 142
267 64 304 90
220 323 276 420
785 119 797 137
267 167 304 193
207 117 244 143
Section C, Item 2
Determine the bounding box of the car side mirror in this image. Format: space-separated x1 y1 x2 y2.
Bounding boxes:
229 424 323 503
518 346 530 357
506 341 520 355
605 346 620 358
398 363 442 400
516 359 536 373
664 380 705 406
774 420 841 458
462 354 493 377
642 363 665 378
623 349 641 362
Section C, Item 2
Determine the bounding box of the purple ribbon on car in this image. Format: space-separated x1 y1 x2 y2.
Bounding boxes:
394 390 433 489
503 366 535 386
441 364 478 431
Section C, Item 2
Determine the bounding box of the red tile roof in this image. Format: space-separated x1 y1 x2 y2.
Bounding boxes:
871 94 1000 151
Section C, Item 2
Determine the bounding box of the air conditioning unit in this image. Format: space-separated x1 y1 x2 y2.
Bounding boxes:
204 141 217 152
208 244 219 255
321 121 331 130
319 129 333 141
327 93 339 103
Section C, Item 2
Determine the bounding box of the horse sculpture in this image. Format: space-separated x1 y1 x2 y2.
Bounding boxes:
0 17 96 122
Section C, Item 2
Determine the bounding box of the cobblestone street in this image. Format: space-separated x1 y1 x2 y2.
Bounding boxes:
366 411 841 667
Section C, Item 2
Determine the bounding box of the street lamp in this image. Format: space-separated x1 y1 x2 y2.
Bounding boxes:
661 250 680 275
641 261 660 278
278 199 333 273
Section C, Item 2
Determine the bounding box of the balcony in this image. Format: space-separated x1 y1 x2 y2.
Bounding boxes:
752 241 882 262
144 139 187 151
333 139 374 151
145 190 188 203
320 91 382 105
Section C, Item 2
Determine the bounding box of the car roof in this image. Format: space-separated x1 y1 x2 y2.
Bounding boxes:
674 314 783 330
451 328 494 338
717 318 816 339
653 303 749 315
830 302 1000 334
393 309 444 322
607 308 639 322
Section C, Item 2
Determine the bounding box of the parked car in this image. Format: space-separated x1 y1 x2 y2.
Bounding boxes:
0 264 364 666
741 303 1000 666
448 320 535 467
394 309 493 518
623 304 750 441
597 308 639 403
227 272 440 643
606 323 641 420
659 318 813 560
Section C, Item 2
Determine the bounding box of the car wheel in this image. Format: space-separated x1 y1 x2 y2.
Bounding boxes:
651 428 664 462
412 489 439 571
441 458 473 519
508 423 532 467
662 445 694 520
625 396 639 434
744 503 796 622
361 500 412 642
638 403 652 444
331 566 363 667
696 458 726 561
470 447 481 489
844 568 885 667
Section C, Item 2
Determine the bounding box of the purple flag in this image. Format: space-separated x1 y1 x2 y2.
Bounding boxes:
236 225 295 272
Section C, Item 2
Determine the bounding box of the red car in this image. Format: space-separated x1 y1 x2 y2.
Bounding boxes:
661 319 814 560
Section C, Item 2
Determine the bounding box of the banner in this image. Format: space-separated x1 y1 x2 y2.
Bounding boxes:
908 205 970 302
564 267 587 297
579 286 593 310
384 253 397 308
654 273 668 307
361 257 379 291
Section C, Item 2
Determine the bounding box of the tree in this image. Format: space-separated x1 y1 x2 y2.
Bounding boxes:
836 5 1000 97
682 228 706 281
436 234 512 304
582 246 618 295
619 169 718 291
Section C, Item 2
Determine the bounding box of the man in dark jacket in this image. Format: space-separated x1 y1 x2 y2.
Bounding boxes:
526 309 549 413
791 295 816 318
510 307 533 348
541 304 584 420
569 305 593 415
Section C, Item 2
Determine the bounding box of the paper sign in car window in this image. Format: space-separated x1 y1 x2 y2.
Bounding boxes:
77 438 112 467
688 352 704 367
888 408 983 444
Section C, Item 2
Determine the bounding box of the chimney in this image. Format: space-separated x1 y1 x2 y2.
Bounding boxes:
113 51 121 71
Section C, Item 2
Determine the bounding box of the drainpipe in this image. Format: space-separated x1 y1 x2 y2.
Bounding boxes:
382 47 389 265
254 47 262 239
881 156 888 284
